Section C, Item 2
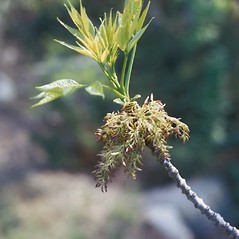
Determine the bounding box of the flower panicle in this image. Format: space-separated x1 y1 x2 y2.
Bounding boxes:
94 95 190 191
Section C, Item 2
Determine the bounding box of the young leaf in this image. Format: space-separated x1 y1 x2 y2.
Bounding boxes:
128 0 143 37
79 0 95 37
115 12 130 52
57 18 84 40
32 79 86 107
64 2 83 31
128 20 152 52
31 91 62 108
36 79 83 92
55 39 94 58
85 81 105 98
113 98 124 105
136 1 151 32
132 94 141 100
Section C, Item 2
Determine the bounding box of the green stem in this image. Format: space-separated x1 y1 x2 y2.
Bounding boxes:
125 44 137 98
98 63 120 89
102 84 126 100
120 54 128 93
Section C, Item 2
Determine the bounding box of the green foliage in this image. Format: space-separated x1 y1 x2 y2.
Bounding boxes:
31 79 85 107
32 0 152 106
85 81 105 98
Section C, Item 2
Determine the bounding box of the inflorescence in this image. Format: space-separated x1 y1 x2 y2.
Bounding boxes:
94 95 190 192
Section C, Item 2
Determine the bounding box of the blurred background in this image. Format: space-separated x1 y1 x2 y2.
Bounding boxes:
0 0 239 238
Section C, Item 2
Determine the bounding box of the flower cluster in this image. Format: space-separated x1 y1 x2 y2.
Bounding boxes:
94 95 190 191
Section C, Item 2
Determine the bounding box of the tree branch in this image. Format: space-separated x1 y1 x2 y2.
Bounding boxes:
161 157 239 239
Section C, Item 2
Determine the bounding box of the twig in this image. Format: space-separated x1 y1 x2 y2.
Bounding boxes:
161 157 239 239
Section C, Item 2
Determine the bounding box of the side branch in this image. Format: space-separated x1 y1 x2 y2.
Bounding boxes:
161 158 239 239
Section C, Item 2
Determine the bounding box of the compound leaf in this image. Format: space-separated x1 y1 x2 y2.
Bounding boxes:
85 81 105 98
32 79 85 107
